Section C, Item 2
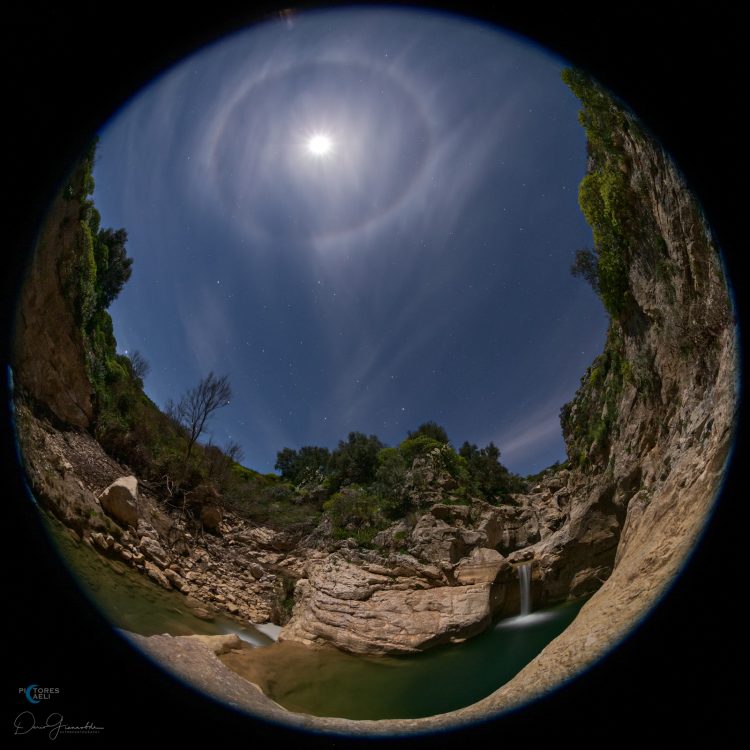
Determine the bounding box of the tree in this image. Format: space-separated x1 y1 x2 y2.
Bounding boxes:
328 432 384 489
459 440 518 501
224 440 244 464
168 372 232 460
407 421 450 444
275 447 300 481
570 247 600 295
95 227 133 309
274 445 330 485
373 447 409 518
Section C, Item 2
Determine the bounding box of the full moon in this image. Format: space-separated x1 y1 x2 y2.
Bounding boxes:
307 133 333 156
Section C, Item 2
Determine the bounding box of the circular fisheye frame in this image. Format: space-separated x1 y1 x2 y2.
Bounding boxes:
9 2 741 741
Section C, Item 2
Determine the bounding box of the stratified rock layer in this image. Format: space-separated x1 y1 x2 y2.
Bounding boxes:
280 552 492 653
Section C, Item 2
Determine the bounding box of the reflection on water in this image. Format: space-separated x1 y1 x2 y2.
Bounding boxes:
222 597 587 720
495 611 557 629
44 513 272 645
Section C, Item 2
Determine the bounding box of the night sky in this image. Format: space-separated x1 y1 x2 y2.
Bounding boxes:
92 6 608 476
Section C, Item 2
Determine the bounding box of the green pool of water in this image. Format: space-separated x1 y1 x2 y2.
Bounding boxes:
227 600 587 720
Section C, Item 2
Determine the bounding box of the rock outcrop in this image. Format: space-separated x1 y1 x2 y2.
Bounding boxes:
280 550 494 653
279 483 618 653
12 163 93 428
454 547 508 585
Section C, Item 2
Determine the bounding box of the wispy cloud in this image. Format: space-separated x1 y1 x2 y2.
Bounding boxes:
176 284 232 373
491 390 570 471
94 7 605 476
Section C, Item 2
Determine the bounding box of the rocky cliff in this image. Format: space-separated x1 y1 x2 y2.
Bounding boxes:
13 157 95 428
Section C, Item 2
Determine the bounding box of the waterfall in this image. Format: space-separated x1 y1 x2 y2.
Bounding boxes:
518 563 532 616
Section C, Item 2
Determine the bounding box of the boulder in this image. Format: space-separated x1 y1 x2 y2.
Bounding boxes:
144 560 171 590
280 553 492 654
140 536 169 567
191 483 221 505
99 476 139 528
201 505 222 531
454 548 509 585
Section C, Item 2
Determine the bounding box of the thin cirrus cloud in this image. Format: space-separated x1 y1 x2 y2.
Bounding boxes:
492 405 570 471
95 7 608 475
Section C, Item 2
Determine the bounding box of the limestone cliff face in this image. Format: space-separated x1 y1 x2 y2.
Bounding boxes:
278 88 737 658
13 166 93 428
557 107 736 583
133 125 738 731
441 96 738 725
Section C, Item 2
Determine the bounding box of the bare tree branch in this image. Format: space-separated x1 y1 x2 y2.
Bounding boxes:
172 372 232 459
224 440 244 464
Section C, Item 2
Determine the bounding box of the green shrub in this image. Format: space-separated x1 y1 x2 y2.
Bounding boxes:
323 487 388 544
406 421 450 444
398 435 444 466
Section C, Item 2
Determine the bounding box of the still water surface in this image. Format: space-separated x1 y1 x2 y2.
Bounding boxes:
226 599 585 719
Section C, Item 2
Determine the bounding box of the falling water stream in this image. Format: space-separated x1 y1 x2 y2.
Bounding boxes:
519 562 532 615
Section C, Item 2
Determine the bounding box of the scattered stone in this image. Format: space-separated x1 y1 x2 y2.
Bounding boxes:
144 560 171 589
247 562 266 579
185 597 216 621
164 568 188 592
90 531 110 552
140 536 169 567
137 519 160 541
